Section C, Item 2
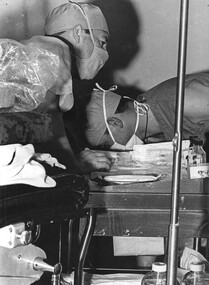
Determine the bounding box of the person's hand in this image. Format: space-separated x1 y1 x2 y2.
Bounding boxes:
77 148 113 174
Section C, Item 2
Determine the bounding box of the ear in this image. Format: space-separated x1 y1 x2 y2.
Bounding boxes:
107 117 123 129
73 24 83 44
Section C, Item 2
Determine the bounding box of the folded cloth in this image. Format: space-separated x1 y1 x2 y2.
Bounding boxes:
34 153 66 169
180 247 209 272
0 144 65 187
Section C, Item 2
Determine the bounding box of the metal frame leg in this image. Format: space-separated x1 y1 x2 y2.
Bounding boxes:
67 219 74 272
74 207 96 285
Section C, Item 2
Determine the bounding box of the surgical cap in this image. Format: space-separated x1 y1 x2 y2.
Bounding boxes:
85 89 121 147
44 1 109 35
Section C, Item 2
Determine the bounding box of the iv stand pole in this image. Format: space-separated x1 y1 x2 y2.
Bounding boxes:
167 0 189 284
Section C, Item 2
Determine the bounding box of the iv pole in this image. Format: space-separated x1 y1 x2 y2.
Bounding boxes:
167 0 189 284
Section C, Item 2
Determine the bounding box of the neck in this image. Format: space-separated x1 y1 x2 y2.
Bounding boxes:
136 108 163 141
49 34 71 48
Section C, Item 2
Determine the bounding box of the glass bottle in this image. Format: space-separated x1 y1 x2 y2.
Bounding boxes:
187 136 198 167
191 140 206 166
181 263 208 285
187 138 206 167
141 262 167 285
197 140 207 164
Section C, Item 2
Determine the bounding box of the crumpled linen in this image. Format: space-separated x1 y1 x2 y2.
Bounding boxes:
0 144 66 187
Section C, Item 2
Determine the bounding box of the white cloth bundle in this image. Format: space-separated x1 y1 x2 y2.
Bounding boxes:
0 144 66 187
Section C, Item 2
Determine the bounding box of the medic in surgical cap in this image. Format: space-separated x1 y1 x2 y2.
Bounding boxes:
44 1 109 80
85 85 146 150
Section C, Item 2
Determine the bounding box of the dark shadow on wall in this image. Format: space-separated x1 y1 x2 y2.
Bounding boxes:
92 0 142 96
73 0 144 104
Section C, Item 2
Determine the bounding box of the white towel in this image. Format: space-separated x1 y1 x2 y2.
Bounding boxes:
0 144 66 187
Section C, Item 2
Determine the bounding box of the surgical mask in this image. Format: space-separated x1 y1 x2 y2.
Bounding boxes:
77 46 109 80
73 3 109 80
97 83 148 151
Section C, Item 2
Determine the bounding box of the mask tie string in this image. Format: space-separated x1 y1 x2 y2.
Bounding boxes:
134 100 149 116
134 110 139 133
71 1 96 45
94 82 117 92
94 83 118 143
